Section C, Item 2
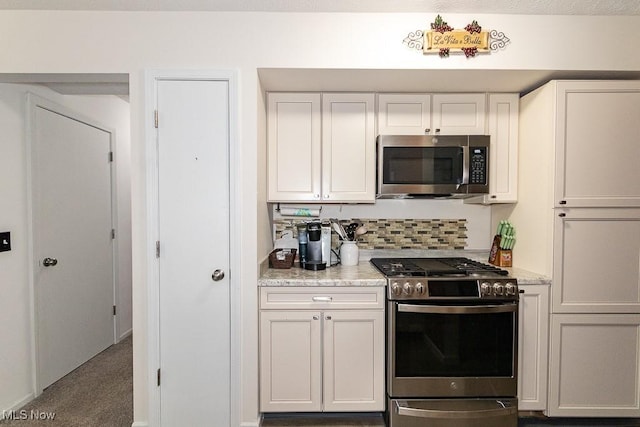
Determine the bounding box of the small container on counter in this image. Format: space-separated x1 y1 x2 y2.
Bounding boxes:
340 240 359 266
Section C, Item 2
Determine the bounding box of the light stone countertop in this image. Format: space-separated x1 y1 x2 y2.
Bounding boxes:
258 262 386 287
259 249 551 287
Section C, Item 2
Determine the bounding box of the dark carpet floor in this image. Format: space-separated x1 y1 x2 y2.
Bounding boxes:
0 335 132 427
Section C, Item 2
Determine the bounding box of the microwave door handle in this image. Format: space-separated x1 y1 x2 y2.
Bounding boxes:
458 145 470 189
397 303 517 314
395 400 518 419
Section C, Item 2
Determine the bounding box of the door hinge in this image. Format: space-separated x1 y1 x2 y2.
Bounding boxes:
111 229 116 239
108 151 114 162
113 305 117 315
155 241 160 258
154 110 159 128
157 368 161 386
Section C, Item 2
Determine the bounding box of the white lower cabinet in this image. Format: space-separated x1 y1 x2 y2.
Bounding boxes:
518 284 549 411
259 287 385 413
260 310 322 412
548 314 640 417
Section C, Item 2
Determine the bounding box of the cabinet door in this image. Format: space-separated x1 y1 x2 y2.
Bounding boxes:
553 208 640 313
322 310 385 411
260 311 322 412
554 81 640 207
267 93 322 202
487 93 518 203
518 285 549 411
322 93 376 202
548 314 640 417
377 93 431 135
432 93 486 135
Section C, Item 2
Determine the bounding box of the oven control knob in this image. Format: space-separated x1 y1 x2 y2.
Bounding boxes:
415 282 426 295
505 282 517 296
403 282 414 296
493 282 505 296
480 282 492 296
391 282 403 296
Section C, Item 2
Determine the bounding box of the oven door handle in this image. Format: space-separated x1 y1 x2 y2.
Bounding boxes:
397 303 517 314
395 400 518 419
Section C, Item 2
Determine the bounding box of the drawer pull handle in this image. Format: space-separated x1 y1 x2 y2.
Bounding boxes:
312 296 332 302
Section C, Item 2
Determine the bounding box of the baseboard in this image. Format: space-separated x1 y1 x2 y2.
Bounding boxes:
118 328 133 342
1 393 35 419
131 415 257 427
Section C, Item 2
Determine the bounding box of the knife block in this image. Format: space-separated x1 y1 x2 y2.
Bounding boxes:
488 235 513 267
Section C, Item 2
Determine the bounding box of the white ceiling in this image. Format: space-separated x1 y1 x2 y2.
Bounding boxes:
1 0 640 15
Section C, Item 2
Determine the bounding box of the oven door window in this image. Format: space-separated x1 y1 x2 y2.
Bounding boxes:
383 147 464 185
394 304 515 378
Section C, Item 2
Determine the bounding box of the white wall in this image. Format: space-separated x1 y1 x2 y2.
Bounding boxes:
1 11 639 427
0 83 131 413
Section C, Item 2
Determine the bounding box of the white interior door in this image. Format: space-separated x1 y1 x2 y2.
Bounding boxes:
156 78 230 425
31 99 115 391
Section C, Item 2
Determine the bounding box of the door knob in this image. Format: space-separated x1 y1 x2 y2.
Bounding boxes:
43 257 58 267
211 269 225 282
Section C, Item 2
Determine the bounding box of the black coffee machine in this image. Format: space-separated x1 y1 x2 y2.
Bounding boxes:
299 222 326 271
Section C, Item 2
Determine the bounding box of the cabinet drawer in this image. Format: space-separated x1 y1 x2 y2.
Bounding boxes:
260 287 385 310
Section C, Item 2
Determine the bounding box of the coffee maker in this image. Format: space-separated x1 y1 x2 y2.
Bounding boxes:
304 222 326 270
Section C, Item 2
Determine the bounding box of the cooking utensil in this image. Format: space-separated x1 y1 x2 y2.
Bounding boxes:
331 220 348 240
344 223 357 240
355 225 367 237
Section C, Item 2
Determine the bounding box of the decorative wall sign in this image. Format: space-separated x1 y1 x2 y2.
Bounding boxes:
404 15 510 58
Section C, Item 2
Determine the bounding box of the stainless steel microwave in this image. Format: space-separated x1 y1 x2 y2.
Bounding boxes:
376 135 490 198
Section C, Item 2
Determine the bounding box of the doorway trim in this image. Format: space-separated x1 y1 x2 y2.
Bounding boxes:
25 92 119 396
143 69 240 427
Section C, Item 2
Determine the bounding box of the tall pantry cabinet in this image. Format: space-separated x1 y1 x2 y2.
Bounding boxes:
511 80 640 417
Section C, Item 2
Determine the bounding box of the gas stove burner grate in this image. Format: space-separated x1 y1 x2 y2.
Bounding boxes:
370 257 509 278
377 261 424 277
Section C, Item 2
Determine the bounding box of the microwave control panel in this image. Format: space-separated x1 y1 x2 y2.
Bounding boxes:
470 147 487 185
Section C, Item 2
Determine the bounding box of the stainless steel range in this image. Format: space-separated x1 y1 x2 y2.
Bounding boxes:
370 257 519 427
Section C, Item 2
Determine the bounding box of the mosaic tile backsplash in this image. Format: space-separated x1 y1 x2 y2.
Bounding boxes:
274 218 467 250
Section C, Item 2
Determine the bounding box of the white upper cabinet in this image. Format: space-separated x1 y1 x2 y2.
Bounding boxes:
377 93 431 135
486 94 519 203
554 81 640 207
377 93 486 135
432 93 487 135
267 93 321 202
466 93 519 204
267 92 375 203
322 93 376 203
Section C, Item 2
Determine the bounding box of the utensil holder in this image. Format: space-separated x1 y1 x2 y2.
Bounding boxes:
340 241 359 266
489 235 512 267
